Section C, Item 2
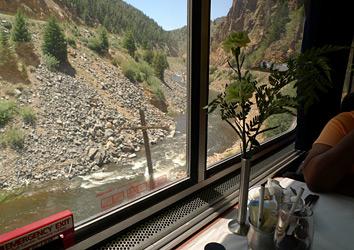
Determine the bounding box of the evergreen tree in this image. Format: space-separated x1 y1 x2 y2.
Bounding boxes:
0 29 9 46
0 29 24 83
142 38 152 51
42 15 67 63
142 38 154 64
0 30 17 68
98 26 109 52
12 9 31 42
263 1 289 48
153 52 169 81
143 50 154 65
0 29 14 67
61 0 175 51
123 29 137 57
82 8 91 26
87 26 109 55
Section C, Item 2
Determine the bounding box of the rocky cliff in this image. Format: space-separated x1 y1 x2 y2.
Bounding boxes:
0 0 81 23
210 0 305 67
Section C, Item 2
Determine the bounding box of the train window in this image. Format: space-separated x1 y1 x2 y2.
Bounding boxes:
207 0 305 167
0 0 309 247
0 0 188 234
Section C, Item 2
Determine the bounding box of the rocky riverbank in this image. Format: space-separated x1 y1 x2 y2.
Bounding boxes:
0 53 187 190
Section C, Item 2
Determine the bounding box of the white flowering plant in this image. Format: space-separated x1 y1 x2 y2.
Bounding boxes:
205 31 298 159
205 30 345 159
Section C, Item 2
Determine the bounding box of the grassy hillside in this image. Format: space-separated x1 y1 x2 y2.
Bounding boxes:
0 10 185 149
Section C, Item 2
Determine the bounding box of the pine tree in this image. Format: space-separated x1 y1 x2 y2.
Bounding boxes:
0 30 16 68
87 26 109 55
12 9 31 42
0 29 10 46
143 50 154 65
142 38 154 64
0 29 24 83
0 29 14 68
123 29 137 57
153 52 169 81
142 38 152 51
42 15 67 63
98 26 109 52
82 8 90 25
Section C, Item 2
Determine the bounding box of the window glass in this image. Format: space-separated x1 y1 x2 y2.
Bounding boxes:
207 0 305 167
0 0 187 234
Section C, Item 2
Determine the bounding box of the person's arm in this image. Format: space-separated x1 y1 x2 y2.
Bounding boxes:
302 129 354 194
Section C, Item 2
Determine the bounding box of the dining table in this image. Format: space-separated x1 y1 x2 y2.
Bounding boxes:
177 177 354 250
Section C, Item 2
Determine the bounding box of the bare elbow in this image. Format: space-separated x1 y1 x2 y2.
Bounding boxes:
304 178 328 193
303 169 336 193
302 148 338 193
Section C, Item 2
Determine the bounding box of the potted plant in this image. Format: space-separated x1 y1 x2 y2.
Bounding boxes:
205 30 340 235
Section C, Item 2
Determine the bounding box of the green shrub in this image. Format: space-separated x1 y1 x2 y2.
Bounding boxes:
134 53 141 62
66 37 76 48
71 25 80 37
264 113 294 138
146 76 161 87
153 52 169 80
87 27 109 54
209 76 215 84
209 65 218 74
0 101 16 125
138 61 154 81
135 72 143 82
28 65 36 72
123 68 136 82
3 127 25 148
3 21 12 30
143 50 154 64
111 56 123 66
111 58 118 66
87 38 102 53
151 85 165 101
20 106 36 123
82 38 88 46
121 60 138 82
43 54 59 70
147 76 165 101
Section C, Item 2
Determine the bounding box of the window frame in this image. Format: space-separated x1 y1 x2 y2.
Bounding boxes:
69 0 298 248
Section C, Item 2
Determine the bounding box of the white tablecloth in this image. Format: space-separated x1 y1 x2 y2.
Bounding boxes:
178 178 354 250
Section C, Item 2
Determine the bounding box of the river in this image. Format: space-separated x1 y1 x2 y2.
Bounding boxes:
0 77 238 234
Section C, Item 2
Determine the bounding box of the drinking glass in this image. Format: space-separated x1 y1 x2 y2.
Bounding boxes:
274 202 314 250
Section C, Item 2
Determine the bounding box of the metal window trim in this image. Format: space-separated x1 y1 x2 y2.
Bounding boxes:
187 0 211 183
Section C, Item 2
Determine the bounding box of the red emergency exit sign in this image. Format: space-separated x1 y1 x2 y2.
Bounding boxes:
0 210 75 250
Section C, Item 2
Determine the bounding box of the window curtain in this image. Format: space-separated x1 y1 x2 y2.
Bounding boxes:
295 0 354 151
